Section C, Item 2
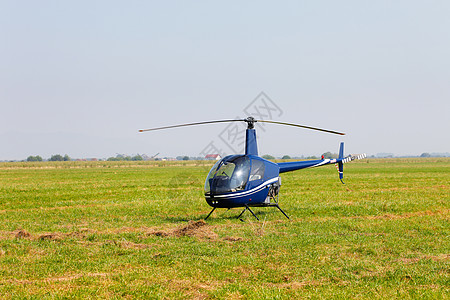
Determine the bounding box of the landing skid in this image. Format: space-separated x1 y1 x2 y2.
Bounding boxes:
204 203 289 221
237 203 290 221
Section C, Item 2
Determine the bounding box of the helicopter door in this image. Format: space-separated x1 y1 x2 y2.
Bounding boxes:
249 159 265 181
247 159 266 189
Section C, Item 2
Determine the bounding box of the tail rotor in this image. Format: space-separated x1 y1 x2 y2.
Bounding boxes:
337 142 345 184
335 142 366 184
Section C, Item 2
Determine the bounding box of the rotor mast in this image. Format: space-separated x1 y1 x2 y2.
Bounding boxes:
244 117 258 156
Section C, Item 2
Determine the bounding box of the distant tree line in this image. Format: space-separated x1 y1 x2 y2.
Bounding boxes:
321 152 338 159
26 154 71 162
264 152 338 160
175 156 205 161
107 154 143 161
20 151 447 163
49 154 71 161
26 155 43 162
262 154 275 160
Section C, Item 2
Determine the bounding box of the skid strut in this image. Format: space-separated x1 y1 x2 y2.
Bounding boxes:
274 204 290 219
237 205 260 221
204 207 216 220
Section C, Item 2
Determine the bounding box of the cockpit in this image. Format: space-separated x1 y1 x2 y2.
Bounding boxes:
204 155 266 195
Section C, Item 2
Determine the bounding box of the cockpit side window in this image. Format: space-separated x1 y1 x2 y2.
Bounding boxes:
227 156 250 191
216 162 236 178
249 159 265 181
204 155 250 194
204 160 221 193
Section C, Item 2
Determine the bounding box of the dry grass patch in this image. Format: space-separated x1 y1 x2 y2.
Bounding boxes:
167 278 223 299
119 240 153 250
44 272 109 282
398 254 449 264
276 279 326 290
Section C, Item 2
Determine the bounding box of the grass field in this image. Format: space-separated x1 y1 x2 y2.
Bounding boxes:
0 158 448 299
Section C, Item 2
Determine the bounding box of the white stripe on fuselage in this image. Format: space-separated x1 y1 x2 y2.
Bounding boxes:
206 177 279 199
309 159 335 168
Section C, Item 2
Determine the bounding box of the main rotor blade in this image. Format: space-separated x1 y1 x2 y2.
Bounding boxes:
256 120 345 135
139 117 345 135
139 119 244 132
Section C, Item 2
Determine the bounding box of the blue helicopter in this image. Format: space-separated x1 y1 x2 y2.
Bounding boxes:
139 117 366 220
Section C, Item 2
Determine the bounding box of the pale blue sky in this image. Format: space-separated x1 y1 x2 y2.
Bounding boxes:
1 1 449 159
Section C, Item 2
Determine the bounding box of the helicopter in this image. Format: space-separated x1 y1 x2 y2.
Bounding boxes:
139 117 366 220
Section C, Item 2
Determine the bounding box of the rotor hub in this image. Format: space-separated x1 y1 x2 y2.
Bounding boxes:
244 117 256 129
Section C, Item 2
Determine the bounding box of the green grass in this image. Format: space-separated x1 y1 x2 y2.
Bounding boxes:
0 158 448 299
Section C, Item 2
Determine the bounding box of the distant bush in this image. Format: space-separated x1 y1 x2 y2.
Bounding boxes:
176 156 190 161
49 154 64 161
321 152 338 159
27 155 43 162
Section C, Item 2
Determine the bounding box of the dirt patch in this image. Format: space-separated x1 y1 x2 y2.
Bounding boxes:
17 230 87 241
173 220 208 237
13 229 31 239
38 233 62 241
45 272 108 282
399 254 449 264
148 220 218 240
0 229 33 240
6 222 236 244
120 241 153 250
223 236 243 242
361 210 447 220
111 227 139 234
65 231 88 239
364 185 450 193
5 228 158 250
151 230 170 237
166 278 223 299
400 258 421 264
285 280 324 289
266 279 326 290
230 266 255 279
310 209 449 222
429 254 450 262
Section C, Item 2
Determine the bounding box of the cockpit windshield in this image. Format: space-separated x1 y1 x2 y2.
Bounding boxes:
204 155 250 194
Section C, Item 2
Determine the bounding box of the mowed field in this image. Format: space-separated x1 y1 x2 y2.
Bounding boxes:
0 158 448 299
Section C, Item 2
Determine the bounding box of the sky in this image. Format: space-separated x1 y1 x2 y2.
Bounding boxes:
1 1 449 160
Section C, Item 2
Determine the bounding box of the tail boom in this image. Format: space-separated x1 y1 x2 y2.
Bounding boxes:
277 142 366 184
